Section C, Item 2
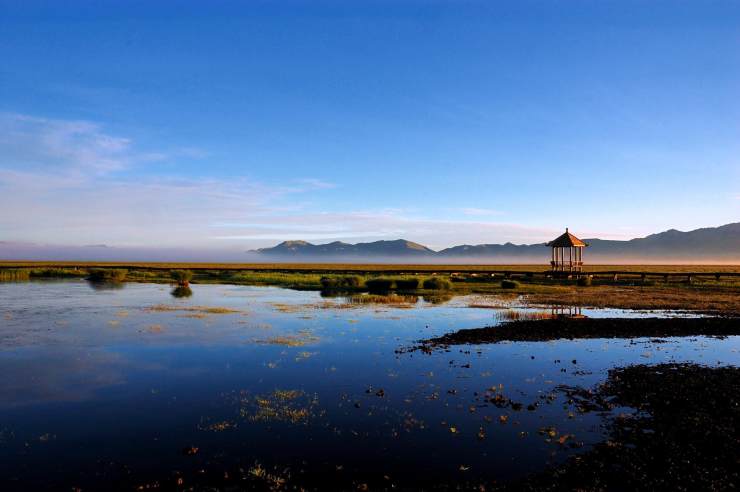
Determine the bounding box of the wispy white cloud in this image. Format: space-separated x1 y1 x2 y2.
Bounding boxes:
0 112 563 252
291 178 337 190
0 112 155 175
0 113 334 247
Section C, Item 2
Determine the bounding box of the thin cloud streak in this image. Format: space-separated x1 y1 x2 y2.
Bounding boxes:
460 207 505 217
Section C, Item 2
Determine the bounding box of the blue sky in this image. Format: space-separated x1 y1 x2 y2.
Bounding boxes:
1 0 738 251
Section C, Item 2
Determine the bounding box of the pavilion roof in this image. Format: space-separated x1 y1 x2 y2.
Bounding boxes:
547 229 587 247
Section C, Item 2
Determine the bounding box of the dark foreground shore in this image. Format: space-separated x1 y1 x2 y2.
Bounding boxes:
408 316 740 350
507 363 740 491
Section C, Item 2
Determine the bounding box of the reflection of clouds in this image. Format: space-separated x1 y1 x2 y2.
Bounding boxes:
0 349 128 407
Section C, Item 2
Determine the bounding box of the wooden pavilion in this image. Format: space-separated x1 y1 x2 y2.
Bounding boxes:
547 228 587 275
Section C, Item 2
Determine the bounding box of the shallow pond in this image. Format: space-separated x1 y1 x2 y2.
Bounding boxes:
0 281 737 490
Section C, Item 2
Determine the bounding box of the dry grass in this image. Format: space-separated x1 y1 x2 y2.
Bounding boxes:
523 285 740 313
491 309 554 322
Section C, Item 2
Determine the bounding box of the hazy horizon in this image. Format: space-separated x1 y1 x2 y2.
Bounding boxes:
2 221 738 263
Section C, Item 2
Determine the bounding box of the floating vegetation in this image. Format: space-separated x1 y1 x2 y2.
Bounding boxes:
146 304 240 314
142 324 165 334
345 294 418 306
247 462 289 489
239 389 320 424
270 303 304 313
295 351 317 361
197 419 237 432
257 330 319 347
272 300 361 312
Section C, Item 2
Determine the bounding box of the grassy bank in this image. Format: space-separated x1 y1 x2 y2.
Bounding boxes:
1 262 739 313
2 261 740 274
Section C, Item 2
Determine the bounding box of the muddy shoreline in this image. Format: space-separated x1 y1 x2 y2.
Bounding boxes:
407 317 740 351
505 363 740 491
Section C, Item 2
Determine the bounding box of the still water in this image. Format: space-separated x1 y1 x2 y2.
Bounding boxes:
0 281 737 490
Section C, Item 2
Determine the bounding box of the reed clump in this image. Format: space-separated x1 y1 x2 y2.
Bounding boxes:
365 278 394 292
229 271 325 289
395 278 420 290
170 269 193 286
87 268 128 282
423 277 453 290
31 268 86 278
319 275 362 289
0 269 30 281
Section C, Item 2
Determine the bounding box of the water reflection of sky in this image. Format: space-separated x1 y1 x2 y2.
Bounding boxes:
0 280 737 490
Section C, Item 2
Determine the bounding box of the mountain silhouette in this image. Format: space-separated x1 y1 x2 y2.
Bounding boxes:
254 223 740 262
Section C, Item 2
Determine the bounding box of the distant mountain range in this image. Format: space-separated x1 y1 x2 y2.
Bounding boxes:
254 223 740 263
1 223 737 263
256 239 436 257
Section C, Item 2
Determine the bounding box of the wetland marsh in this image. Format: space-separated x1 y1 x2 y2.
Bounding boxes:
0 280 738 490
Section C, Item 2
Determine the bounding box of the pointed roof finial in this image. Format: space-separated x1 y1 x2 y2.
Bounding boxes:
566 227 569 233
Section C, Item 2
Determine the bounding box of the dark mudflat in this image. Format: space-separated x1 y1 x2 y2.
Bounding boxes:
506 363 740 491
409 317 740 350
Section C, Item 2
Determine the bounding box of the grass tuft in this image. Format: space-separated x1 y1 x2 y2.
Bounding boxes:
87 268 127 282
170 269 193 284
365 278 394 292
395 278 420 290
423 277 452 290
